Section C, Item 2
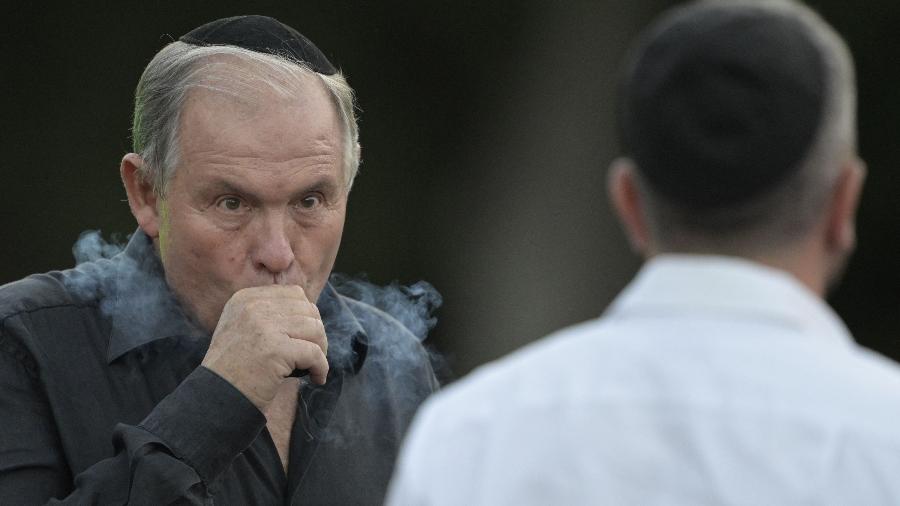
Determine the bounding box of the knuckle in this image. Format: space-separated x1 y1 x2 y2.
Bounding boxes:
242 300 267 320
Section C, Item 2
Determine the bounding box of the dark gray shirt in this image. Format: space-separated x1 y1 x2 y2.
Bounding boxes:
0 232 439 504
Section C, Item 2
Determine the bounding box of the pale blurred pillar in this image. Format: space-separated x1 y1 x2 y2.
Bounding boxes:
440 2 668 375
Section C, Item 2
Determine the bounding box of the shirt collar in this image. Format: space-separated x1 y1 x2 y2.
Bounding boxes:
106 231 200 363
607 254 854 348
106 229 368 375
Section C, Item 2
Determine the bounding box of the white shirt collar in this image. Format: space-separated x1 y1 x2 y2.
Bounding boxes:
607 254 854 348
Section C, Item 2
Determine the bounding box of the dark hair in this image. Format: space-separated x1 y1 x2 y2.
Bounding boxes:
617 0 856 253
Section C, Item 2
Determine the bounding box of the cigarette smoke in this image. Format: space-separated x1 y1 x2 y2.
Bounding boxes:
67 232 444 335
66 229 447 394
72 230 130 265
329 270 449 388
329 273 442 343
66 230 189 347
65 230 142 321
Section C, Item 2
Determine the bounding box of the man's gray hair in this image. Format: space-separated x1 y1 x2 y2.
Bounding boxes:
640 0 857 254
131 42 361 197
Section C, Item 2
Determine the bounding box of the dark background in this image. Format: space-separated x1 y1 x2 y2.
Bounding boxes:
2 1 898 378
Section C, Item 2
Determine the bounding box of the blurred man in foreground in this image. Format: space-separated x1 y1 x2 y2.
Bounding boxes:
388 1 900 504
0 15 438 504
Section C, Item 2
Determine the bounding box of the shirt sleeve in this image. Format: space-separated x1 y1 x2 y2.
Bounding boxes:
0 333 71 503
0 329 266 505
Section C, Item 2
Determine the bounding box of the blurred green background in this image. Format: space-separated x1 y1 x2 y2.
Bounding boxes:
2 1 898 378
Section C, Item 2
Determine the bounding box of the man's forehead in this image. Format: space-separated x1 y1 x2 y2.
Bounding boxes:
179 72 337 136
184 56 328 112
175 86 343 187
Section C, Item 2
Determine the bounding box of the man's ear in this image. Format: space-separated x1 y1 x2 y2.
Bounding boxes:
608 157 651 256
824 156 866 256
120 153 162 239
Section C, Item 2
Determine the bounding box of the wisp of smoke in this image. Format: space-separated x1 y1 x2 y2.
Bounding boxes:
329 273 442 343
68 230 446 377
72 230 129 264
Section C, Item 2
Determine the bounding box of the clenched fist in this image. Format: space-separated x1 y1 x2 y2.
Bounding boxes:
200 285 329 411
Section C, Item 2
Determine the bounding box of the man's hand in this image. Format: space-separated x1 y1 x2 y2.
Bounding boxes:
200 285 329 411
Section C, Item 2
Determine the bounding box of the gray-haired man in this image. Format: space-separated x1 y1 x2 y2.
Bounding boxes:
0 15 438 504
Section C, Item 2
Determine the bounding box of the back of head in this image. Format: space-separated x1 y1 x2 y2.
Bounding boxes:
618 0 856 254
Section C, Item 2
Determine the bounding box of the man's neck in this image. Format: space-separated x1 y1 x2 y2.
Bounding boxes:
749 252 827 297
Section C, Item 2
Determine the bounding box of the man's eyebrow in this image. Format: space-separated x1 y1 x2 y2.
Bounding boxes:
194 178 265 205
293 177 341 197
196 179 253 197
195 176 342 202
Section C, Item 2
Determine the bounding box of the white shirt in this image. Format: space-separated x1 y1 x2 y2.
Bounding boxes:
387 255 900 505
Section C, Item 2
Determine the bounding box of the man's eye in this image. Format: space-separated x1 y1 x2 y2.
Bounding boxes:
216 197 246 212
299 195 322 209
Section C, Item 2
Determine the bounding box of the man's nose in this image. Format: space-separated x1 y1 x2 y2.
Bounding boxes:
253 212 295 275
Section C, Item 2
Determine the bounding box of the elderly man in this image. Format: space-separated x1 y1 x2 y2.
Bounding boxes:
0 15 438 504
388 1 900 504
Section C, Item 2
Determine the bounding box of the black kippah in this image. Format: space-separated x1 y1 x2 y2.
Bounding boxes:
619 2 827 209
179 15 337 75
